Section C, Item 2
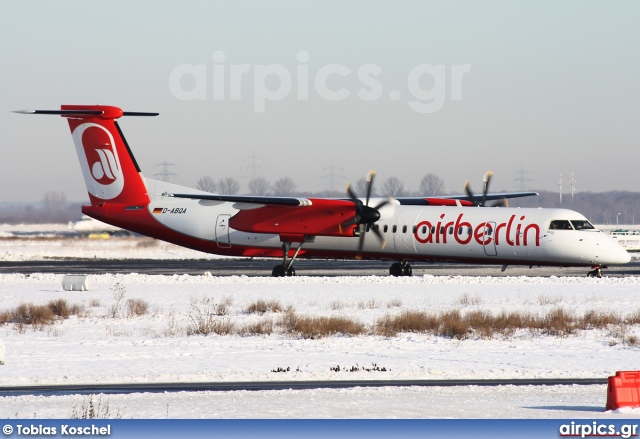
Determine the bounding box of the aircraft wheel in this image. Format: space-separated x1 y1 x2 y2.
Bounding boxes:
587 269 603 278
389 262 403 277
402 264 412 277
286 266 296 277
272 265 287 277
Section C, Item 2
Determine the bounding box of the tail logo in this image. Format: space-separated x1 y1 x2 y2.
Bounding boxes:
91 148 118 184
71 123 125 200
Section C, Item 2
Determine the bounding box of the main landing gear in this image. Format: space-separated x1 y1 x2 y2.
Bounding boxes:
587 265 604 278
390 261 412 277
272 264 295 277
272 241 304 277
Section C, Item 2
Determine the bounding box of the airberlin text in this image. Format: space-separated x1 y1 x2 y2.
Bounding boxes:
14 424 111 435
414 213 540 247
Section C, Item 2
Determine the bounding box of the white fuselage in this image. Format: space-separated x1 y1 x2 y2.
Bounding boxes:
145 187 630 267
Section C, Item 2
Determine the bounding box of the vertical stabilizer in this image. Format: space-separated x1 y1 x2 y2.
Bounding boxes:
61 105 153 206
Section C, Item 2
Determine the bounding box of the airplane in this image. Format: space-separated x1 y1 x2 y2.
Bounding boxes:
16 105 630 277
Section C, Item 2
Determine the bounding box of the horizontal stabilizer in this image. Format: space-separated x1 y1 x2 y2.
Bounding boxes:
14 109 103 116
122 112 160 117
13 109 159 118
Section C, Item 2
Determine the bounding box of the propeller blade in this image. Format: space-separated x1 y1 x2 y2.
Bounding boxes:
489 197 508 208
464 180 475 204
355 227 367 259
373 197 391 211
371 226 387 249
341 216 360 229
346 183 358 202
347 171 385 258
365 170 376 206
481 171 494 207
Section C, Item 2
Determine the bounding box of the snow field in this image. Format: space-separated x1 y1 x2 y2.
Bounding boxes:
1 226 640 418
1 274 640 387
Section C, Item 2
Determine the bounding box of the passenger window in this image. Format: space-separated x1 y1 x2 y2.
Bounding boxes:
431 226 435 234
412 225 417 233
458 227 463 235
402 225 407 233
383 225 388 233
448 227 453 235
392 225 397 233
468 227 472 235
570 220 595 230
440 226 444 234
549 220 573 230
422 226 427 234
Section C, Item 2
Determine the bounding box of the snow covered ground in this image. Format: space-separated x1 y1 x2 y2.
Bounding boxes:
1 224 640 418
0 223 223 261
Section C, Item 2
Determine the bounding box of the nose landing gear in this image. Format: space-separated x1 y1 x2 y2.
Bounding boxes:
587 265 604 278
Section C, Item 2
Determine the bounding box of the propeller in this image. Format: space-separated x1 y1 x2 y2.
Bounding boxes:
464 171 508 207
343 171 390 258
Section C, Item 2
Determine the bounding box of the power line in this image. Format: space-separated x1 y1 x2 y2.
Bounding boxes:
241 149 267 180
319 159 346 192
513 164 533 191
151 162 178 183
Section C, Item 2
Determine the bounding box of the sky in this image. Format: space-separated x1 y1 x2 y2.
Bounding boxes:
1 1 639 203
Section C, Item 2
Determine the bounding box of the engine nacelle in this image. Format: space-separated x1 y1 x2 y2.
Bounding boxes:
229 198 359 238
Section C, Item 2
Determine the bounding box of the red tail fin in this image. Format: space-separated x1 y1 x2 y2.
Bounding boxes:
62 105 150 206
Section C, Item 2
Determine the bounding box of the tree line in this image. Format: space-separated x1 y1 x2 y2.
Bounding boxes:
195 173 447 197
0 191 84 224
3 179 640 226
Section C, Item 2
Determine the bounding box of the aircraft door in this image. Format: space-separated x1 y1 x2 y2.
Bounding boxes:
215 214 231 248
482 222 497 256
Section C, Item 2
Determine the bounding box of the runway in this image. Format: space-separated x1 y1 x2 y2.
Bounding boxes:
0 258 637 277
0 378 608 397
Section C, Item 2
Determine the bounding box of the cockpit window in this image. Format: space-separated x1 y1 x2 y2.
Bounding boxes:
570 220 595 230
549 220 573 230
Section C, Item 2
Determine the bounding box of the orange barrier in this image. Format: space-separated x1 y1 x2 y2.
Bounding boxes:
606 371 640 410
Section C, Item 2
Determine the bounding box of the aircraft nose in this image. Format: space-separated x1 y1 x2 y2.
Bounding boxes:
603 240 631 265
614 247 632 264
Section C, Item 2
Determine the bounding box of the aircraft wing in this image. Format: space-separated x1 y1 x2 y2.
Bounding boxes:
168 191 538 208
166 193 312 207
433 191 538 202
395 191 538 205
